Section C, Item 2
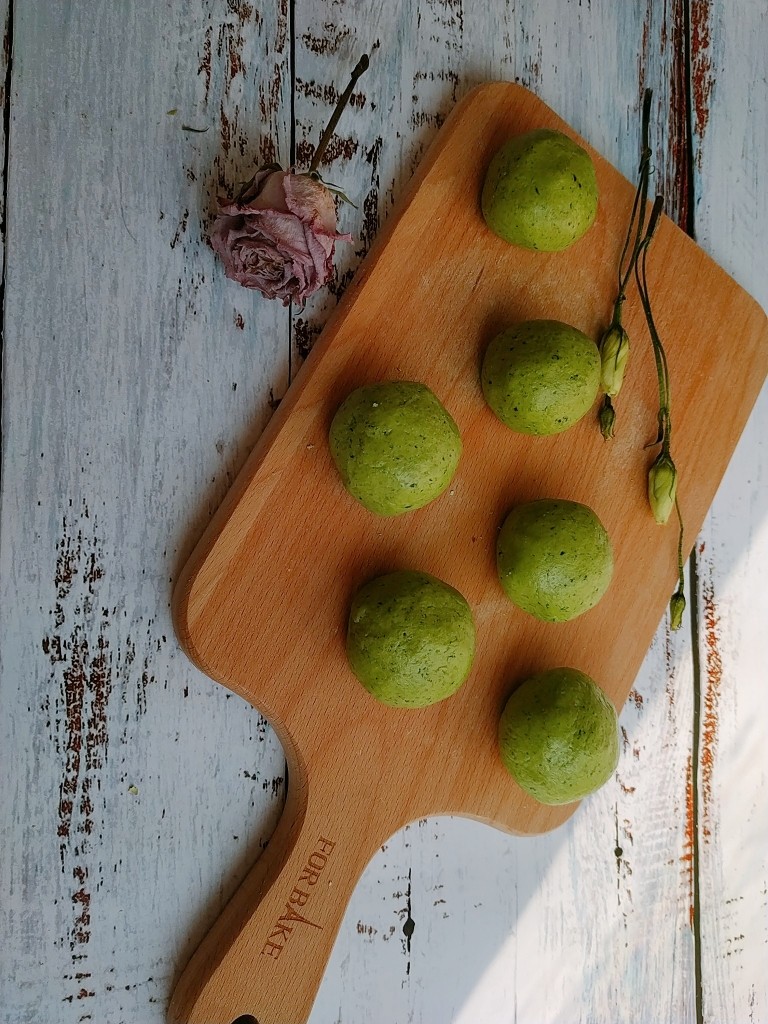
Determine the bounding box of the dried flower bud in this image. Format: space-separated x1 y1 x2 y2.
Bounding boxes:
599 401 616 440
669 590 686 631
648 451 677 524
600 325 630 398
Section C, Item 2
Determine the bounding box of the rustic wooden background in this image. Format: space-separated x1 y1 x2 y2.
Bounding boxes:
1 2 766 1023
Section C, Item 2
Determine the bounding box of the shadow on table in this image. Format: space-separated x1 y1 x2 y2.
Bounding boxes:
165 804 571 1024
309 813 578 1024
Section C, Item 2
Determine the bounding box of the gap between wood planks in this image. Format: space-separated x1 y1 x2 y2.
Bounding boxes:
287 0 297 386
679 3 705 1022
0 0 15 416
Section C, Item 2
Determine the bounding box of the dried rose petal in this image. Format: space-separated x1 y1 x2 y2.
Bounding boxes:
210 170 351 306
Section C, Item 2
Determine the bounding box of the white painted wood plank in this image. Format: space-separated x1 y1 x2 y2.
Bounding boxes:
690 3 768 1022
0 3 291 1021
295 3 697 1022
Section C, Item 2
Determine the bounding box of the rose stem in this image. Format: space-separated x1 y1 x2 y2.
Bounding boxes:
308 54 370 175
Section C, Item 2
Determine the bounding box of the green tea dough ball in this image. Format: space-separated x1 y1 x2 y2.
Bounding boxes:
481 320 600 435
481 128 599 251
346 570 476 708
497 499 613 622
329 381 461 516
498 667 619 805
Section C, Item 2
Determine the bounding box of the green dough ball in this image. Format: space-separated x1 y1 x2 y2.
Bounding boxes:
346 570 476 708
497 499 613 622
329 381 462 516
481 320 600 435
481 128 599 251
498 667 619 805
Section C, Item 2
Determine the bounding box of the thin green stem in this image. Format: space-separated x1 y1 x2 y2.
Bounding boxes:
636 255 668 429
617 89 654 297
635 195 670 442
308 54 370 174
599 89 654 442
675 496 685 592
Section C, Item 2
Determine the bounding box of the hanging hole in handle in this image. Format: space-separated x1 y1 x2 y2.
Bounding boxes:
230 1017 259 1024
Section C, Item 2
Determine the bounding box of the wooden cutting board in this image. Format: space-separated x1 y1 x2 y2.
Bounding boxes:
169 83 768 1024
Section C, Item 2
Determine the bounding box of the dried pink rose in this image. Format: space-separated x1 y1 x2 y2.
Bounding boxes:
210 170 352 306
209 54 369 306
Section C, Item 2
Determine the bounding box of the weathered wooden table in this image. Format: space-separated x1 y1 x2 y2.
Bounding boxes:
1 3 766 1023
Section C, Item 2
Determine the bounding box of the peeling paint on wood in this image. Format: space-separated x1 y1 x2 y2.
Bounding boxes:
39 482 124 972
683 755 695 928
700 574 723 840
666 0 693 230
691 0 714 146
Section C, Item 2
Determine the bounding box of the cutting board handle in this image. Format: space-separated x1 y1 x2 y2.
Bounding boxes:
168 766 385 1024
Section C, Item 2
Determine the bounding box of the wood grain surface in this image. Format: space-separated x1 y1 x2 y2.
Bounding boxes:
170 81 767 1024
1 3 766 1024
